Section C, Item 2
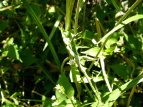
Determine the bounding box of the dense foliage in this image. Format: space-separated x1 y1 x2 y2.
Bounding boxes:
0 0 143 107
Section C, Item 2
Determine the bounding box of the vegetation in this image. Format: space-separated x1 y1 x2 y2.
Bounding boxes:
0 0 143 106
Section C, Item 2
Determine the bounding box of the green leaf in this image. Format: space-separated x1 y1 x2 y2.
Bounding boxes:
42 96 52 107
124 33 141 51
2 38 21 61
20 49 37 66
102 74 143 107
22 0 61 68
108 15 143 41
105 46 116 55
56 74 74 103
105 32 120 48
110 64 131 81
0 20 9 33
81 47 101 57
11 92 21 105
2 51 9 57
6 37 14 45
70 65 81 82
82 31 98 46
91 101 103 107
0 67 9 76
2 99 16 107
7 45 21 61
83 31 97 40
98 15 143 52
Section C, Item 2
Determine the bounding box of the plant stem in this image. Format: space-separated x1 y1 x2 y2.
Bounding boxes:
22 0 61 69
74 0 80 34
116 0 142 26
100 57 112 92
74 0 85 34
65 0 75 31
88 15 143 71
126 86 136 107
71 0 101 102
43 15 62 51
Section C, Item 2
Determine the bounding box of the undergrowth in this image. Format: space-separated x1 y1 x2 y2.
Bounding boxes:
0 0 143 107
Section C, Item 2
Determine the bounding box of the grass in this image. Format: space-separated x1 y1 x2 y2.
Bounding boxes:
0 0 143 106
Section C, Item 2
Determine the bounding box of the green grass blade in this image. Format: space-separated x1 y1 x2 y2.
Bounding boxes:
100 57 112 92
36 62 55 85
43 15 62 51
102 74 143 107
97 15 143 57
89 15 143 73
116 0 142 26
22 0 61 68
65 0 75 31
110 0 120 11
74 0 85 34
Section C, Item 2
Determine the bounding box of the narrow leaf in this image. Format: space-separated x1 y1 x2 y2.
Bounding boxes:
22 0 61 68
102 74 143 107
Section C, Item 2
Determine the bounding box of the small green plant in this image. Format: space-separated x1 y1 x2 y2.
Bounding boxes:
0 0 143 107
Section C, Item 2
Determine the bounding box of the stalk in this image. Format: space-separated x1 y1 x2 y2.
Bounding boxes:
22 0 61 68
116 0 142 25
65 0 75 31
